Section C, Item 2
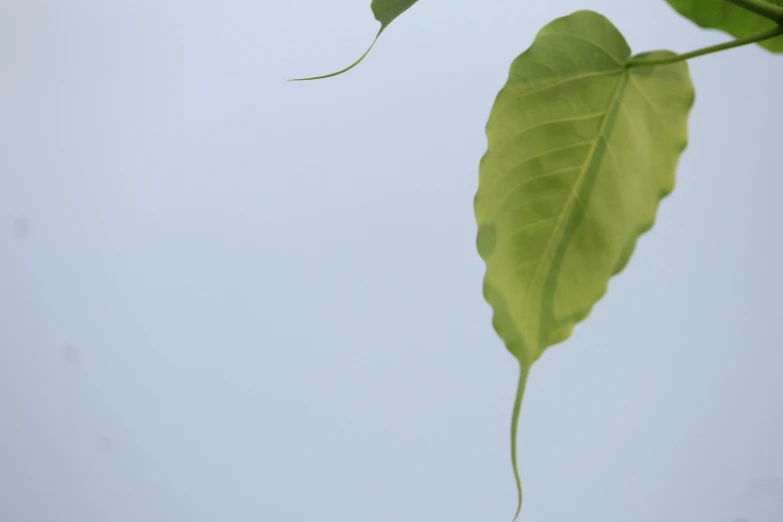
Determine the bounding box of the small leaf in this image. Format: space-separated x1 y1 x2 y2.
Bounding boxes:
474 10 694 519
664 0 783 52
288 0 419 81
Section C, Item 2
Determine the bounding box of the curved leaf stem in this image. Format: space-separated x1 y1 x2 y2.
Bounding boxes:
726 0 783 22
626 24 783 68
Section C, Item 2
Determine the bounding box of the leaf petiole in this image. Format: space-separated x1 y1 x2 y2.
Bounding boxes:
626 24 783 68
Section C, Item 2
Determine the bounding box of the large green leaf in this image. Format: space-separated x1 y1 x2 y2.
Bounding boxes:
289 0 419 81
474 10 694 518
665 0 783 52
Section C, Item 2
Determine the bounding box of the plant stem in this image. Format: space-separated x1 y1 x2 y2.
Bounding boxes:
626 24 783 68
726 0 783 22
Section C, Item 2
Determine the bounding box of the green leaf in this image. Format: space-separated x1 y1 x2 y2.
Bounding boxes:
664 0 783 52
289 0 419 81
474 10 694 519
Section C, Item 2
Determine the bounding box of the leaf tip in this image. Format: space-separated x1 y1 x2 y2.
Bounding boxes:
284 37 379 83
510 364 528 521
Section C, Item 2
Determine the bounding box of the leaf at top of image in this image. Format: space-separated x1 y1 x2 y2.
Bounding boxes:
289 0 419 81
474 10 694 519
665 0 783 52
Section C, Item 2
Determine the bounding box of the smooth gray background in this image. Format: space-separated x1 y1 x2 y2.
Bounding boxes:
1 1 782 521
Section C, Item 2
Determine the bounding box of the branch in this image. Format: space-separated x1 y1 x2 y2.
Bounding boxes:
726 0 783 22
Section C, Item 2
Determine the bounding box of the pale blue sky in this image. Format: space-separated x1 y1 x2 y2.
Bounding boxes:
1 1 782 521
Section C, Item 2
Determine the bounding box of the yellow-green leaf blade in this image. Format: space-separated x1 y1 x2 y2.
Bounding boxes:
288 0 419 81
665 0 783 52
474 10 695 518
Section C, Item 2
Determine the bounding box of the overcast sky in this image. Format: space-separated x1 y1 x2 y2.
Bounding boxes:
1 1 782 521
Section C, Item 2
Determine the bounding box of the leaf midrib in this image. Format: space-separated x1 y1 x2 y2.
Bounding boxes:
520 68 630 351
